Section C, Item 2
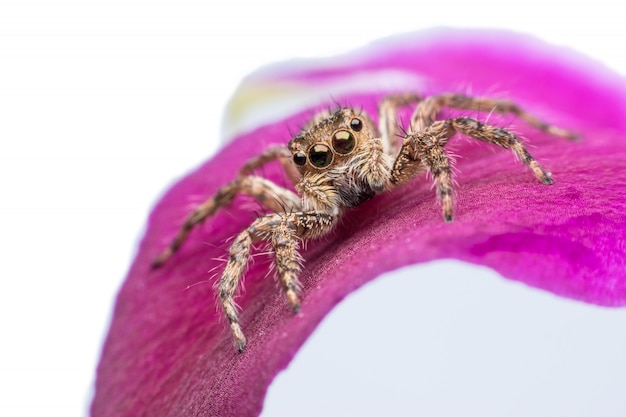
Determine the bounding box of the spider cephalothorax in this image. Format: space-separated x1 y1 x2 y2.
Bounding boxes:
289 108 391 214
152 92 577 351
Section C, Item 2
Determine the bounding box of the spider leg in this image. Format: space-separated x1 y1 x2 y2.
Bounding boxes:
151 175 302 268
444 117 555 184
392 117 553 221
219 220 255 352
220 211 335 351
272 221 302 313
411 93 579 140
239 144 301 185
391 125 456 221
378 93 422 155
152 143 303 268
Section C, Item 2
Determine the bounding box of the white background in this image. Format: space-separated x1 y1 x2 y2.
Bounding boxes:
1 1 626 416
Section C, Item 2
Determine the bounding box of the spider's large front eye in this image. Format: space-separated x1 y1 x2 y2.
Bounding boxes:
293 152 307 166
332 130 356 154
308 144 333 168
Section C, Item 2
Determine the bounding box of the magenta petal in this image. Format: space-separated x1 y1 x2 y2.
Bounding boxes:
92 30 626 417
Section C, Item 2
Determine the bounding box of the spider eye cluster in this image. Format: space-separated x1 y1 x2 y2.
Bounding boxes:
293 117 362 168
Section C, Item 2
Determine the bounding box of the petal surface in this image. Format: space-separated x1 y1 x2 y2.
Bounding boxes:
92 29 626 417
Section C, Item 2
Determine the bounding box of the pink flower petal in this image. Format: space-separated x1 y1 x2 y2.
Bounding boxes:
92 30 626 417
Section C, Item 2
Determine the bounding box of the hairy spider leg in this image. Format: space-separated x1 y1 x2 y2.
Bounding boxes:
411 93 580 140
219 211 334 351
392 116 557 221
152 146 302 268
378 92 422 155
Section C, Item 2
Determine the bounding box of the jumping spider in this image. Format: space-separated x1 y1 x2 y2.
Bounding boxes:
152 92 577 351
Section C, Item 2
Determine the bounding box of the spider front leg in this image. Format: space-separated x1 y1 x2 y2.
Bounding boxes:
392 117 555 221
219 211 335 351
271 221 303 312
391 125 456 221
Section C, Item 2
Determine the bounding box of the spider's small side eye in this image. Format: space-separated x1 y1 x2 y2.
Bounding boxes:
308 144 333 168
350 118 363 132
293 152 307 166
332 130 356 154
